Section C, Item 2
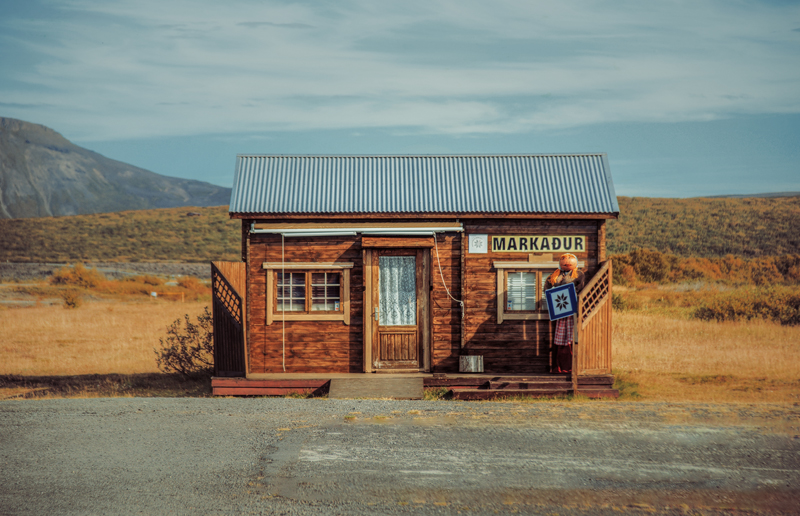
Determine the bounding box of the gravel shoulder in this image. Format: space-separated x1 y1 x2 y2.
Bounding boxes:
1 398 798 515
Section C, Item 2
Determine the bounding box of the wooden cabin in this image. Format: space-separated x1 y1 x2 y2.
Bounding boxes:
212 154 619 398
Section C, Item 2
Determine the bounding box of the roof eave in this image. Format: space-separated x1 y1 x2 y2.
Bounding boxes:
229 211 619 220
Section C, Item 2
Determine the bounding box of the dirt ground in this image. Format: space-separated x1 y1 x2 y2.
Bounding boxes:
1 398 798 515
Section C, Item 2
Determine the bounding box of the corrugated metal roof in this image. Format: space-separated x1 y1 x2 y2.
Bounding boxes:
229 154 619 215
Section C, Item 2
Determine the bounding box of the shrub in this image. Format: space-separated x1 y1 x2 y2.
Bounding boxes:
130 274 164 286
693 287 800 326
50 263 106 288
60 289 83 309
612 292 627 311
177 276 204 291
154 306 214 378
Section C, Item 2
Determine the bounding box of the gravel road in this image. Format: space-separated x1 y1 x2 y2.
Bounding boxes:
1 398 798 515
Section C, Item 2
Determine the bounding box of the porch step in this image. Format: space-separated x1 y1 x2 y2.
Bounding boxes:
425 375 569 388
487 381 571 390
328 377 423 400
211 377 329 397
576 387 620 398
451 388 570 400
425 374 619 400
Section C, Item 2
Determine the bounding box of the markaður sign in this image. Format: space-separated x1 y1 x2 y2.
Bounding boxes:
491 236 585 253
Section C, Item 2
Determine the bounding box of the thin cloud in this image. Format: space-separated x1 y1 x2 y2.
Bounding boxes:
0 0 799 141
237 21 313 29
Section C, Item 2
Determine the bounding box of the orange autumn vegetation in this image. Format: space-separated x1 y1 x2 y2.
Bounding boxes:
48 263 210 302
611 249 800 286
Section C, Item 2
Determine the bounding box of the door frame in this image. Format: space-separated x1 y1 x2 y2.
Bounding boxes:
363 247 431 372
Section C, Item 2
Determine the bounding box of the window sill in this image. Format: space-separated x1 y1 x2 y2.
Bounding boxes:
503 313 550 321
272 313 346 322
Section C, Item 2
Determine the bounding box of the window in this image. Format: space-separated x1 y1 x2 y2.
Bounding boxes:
494 259 581 323
502 268 555 317
263 262 352 324
277 271 341 312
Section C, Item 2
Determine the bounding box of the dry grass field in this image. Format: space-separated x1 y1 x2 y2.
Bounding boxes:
613 311 800 402
2 287 798 402
0 300 208 376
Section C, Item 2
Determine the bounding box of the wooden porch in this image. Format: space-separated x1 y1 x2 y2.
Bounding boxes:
211 373 618 399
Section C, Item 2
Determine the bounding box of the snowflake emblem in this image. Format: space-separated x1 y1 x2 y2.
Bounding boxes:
555 293 569 310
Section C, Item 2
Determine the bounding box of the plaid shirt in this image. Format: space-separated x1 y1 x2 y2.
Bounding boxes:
554 315 574 347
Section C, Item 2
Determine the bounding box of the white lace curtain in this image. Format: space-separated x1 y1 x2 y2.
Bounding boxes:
379 256 416 325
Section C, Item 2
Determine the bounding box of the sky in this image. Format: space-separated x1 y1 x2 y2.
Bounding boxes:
1 0 799 197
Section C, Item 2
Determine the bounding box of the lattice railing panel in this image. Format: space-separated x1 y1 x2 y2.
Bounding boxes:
211 262 246 377
579 260 610 329
212 267 242 325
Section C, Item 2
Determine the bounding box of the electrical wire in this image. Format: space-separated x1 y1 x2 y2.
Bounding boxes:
433 232 464 317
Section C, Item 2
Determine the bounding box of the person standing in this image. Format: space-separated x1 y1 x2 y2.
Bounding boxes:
545 253 586 373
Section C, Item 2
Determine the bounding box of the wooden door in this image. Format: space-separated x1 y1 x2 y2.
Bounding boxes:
371 249 425 371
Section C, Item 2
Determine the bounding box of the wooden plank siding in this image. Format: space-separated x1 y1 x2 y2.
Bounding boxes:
458 220 601 374
248 233 364 373
243 217 606 375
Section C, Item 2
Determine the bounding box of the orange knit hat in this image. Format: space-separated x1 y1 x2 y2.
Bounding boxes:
549 253 578 283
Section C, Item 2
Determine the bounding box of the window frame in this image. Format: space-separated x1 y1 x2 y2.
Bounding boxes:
494 259 583 324
263 262 353 325
503 269 545 314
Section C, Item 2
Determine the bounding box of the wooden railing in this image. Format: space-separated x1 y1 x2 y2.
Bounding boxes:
211 261 247 377
572 260 612 389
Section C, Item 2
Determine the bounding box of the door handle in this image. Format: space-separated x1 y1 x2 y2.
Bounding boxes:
374 307 379 322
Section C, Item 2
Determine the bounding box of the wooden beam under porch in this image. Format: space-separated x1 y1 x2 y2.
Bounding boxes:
211 373 618 399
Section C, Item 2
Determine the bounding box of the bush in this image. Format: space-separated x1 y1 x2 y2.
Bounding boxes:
50 263 106 288
60 289 83 309
154 306 214 378
693 287 800 326
177 276 204 291
612 292 627 311
129 274 164 286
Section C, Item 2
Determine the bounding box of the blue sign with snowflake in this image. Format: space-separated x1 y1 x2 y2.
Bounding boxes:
545 282 578 321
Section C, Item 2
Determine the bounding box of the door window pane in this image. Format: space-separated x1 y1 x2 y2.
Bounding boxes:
379 256 416 325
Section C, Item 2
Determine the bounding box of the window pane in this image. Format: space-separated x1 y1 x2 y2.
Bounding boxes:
277 272 306 312
507 271 536 311
311 272 341 311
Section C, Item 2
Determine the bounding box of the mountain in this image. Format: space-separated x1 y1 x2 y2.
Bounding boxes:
0 117 231 218
700 192 800 198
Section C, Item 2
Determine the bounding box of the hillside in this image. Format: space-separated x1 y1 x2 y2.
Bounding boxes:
609 196 800 257
0 196 798 263
0 117 231 218
0 206 240 263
